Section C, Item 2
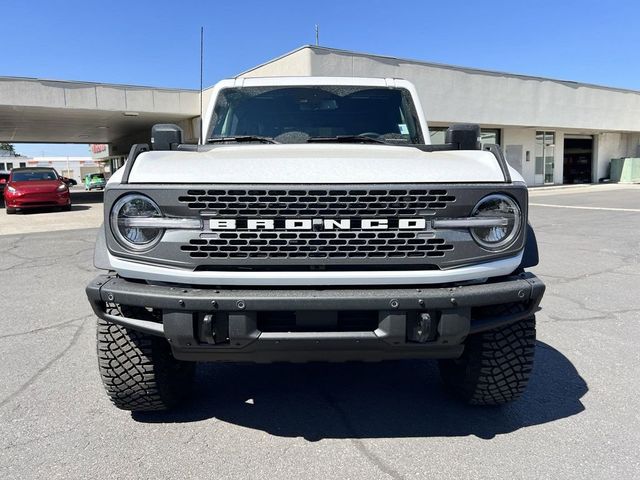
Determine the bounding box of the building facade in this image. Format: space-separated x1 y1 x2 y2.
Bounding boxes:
27 156 101 182
0 153 100 182
3 46 640 186
0 149 28 171
233 46 640 186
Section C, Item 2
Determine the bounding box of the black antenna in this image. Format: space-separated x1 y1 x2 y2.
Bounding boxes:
315 24 319 46
199 26 204 145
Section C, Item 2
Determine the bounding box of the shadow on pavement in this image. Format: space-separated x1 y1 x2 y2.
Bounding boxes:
133 341 587 439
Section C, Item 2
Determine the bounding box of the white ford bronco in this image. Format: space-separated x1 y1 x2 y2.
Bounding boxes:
86 77 544 411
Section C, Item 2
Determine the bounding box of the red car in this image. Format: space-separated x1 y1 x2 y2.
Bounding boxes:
4 167 71 214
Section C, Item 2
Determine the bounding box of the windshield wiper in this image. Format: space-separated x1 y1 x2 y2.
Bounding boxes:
307 135 388 145
207 136 279 144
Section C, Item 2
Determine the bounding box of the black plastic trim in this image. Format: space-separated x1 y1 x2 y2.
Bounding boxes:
120 143 149 184
519 223 540 269
93 225 110 270
86 273 541 312
86 273 545 362
445 124 481 150
483 144 512 183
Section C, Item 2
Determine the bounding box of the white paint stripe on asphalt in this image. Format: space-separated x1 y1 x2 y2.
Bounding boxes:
530 203 640 212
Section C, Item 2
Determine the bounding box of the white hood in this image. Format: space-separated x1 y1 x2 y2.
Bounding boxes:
126 144 506 184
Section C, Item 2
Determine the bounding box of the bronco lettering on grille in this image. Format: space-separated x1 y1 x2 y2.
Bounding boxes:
209 218 427 231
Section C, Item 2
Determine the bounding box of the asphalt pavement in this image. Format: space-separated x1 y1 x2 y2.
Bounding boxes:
0 185 639 479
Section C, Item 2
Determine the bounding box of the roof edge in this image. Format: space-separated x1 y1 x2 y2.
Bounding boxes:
250 44 640 96
0 75 199 93
234 45 312 78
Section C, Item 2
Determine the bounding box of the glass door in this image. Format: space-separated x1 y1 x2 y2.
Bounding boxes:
535 131 555 185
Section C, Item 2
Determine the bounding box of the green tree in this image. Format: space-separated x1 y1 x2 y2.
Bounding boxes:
0 143 15 154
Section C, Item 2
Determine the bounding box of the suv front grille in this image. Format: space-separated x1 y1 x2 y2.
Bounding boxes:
176 188 456 261
107 183 528 269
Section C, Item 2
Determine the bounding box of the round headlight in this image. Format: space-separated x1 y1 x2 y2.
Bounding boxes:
470 194 521 251
110 194 163 251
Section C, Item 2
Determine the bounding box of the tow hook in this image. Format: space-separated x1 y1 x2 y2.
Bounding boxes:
408 312 437 343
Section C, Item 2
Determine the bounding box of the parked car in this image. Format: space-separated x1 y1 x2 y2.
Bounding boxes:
61 176 78 187
0 171 9 195
3 167 71 214
84 173 106 191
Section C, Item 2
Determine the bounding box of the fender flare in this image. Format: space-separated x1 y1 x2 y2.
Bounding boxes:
93 225 112 271
519 222 539 269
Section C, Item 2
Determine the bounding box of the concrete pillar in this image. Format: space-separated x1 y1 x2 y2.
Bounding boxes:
554 132 564 185
502 127 536 185
595 133 624 182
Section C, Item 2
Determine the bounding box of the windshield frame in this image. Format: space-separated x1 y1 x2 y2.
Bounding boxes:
208 85 424 145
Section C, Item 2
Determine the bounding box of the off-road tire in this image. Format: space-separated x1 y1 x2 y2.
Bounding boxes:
439 317 536 405
97 316 195 411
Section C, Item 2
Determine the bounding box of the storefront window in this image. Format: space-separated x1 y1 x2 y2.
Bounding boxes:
480 129 501 146
429 127 447 145
536 131 555 184
429 127 501 147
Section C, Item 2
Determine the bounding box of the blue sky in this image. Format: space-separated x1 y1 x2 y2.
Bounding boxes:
4 0 639 156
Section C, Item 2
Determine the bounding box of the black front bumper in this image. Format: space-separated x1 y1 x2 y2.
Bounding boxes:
86 273 544 362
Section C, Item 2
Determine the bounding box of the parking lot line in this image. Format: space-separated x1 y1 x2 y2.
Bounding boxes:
530 203 640 212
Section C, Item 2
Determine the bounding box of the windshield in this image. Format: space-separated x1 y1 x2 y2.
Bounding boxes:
11 169 58 181
209 86 423 144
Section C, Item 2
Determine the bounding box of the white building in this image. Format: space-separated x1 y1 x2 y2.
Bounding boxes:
2 45 640 186
29 157 101 182
0 149 28 171
0 153 100 182
230 46 640 186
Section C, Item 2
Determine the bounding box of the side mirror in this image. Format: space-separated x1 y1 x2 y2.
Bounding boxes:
0 178 6 184
445 124 481 150
151 124 183 151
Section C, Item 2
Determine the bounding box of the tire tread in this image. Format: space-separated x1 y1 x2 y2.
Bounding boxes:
96 317 193 411
439 317 536 405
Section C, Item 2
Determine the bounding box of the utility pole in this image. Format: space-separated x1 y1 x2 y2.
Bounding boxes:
315 24 319 46
200 27 204 145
